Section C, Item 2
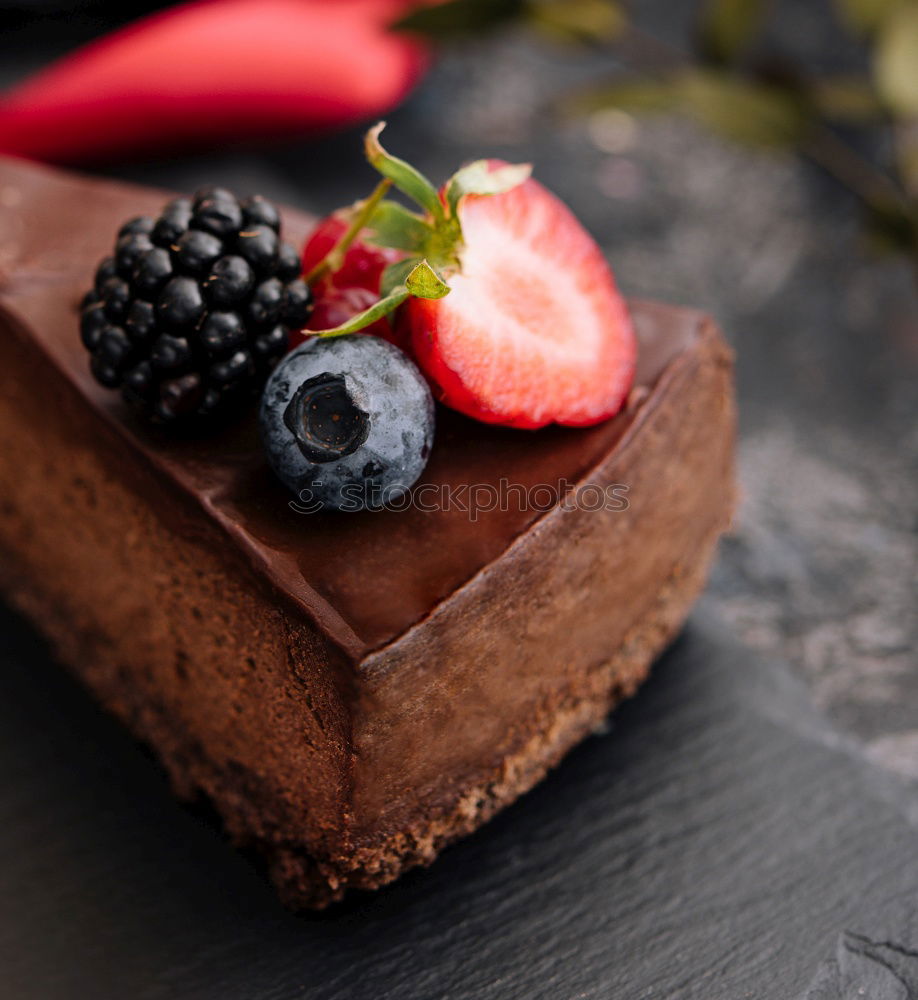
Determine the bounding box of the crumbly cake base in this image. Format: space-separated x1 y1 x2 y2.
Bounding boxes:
270 540 719 907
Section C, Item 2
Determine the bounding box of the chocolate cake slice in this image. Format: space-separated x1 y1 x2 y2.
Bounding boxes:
0 155 736 907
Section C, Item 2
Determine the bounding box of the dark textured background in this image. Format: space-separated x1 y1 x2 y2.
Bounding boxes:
1 2 917 997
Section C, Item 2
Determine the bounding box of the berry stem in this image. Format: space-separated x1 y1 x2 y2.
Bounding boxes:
304 178 392 287
312 286 410 338
365 122 446 222
311 259 449 338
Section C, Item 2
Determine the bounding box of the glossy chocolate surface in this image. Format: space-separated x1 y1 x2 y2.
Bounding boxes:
0 156 702 657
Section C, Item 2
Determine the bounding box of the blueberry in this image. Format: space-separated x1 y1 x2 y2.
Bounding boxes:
204 255 254 307
171 229 223 277
157 276 205 329
276 242 302 282
152 199 192 246
236 224 278 275
132 246 173 298
198 311 246 356
247 278 284 328
118 216 155 238
260 336 434 512
241 195 280 232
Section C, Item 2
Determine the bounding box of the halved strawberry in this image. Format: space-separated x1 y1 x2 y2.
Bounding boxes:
307 125 637 430
400 170 635 428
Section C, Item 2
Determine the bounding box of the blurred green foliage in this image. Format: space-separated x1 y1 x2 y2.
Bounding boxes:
398 0 918 260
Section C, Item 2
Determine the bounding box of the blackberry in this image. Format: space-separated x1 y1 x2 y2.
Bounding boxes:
79 187 312 427
156 276 205 330
171 229 222 277
115 232 154 278
152 198 192 246
193 189 242 239
132 247 173 299
247 278 284 328
236 224 279 275
276 242 302 282
100 277 131 323
80 302 109 351
241 195 280 232
118 216 155 238
94 257 118 291
204 255 254 307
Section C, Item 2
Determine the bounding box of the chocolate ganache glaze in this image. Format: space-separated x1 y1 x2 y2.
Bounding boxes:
0 155 700 659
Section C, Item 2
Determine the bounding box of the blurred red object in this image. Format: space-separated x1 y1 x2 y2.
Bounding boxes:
0 0 429 164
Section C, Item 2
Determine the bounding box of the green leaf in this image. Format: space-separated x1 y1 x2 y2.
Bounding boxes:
364 123 445 221
311 260 450 338
561 77 681 116
312 287 410 339
392 0 524 40
380 257 423 298
526 0 628 44
875 2 918 116
681 70 810 148
405 260 451 299
809 75 885 121
366 200 435 253
835 0 900 35
699 0 767 63
444 160 532 215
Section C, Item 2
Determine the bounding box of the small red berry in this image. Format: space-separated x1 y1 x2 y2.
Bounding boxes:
291 284 410 353
302 214 401 293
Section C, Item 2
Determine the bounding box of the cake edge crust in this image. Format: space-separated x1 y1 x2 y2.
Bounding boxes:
271 530 723 907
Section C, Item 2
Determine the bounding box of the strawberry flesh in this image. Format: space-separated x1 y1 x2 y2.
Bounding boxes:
402 173 637 429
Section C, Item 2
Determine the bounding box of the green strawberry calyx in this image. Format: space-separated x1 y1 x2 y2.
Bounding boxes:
307 122 531 339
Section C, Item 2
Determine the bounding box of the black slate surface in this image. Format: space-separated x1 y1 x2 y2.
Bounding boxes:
2 2 917 997
1 602 917 1000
